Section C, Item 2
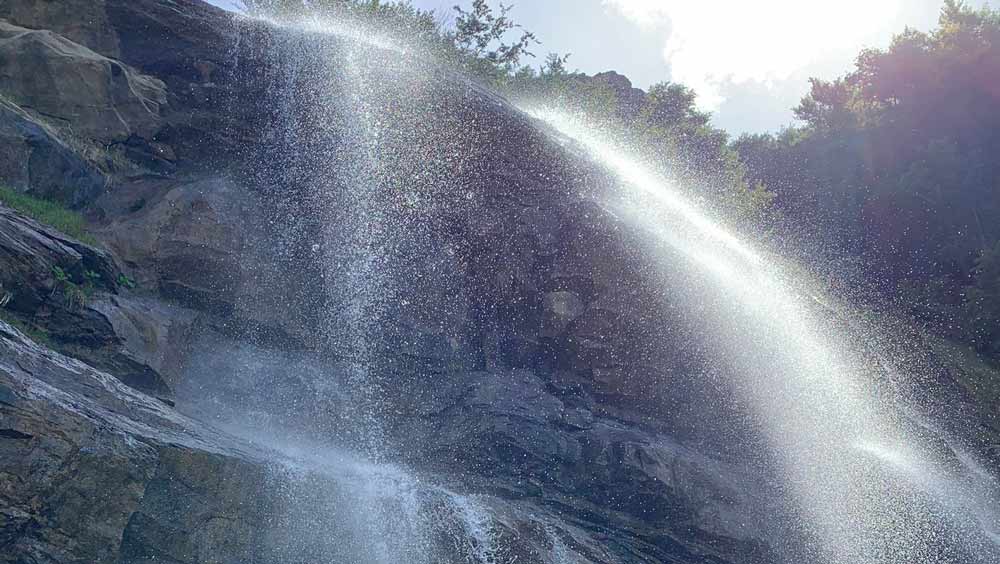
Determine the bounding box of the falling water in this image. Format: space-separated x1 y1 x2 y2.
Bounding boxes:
525 108 1000 563
233 12 418 457
205 11 588 564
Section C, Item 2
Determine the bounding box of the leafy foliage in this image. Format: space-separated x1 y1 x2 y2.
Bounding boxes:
240 1 771 223
452 0 538 75
0 187 96 245
50 265 98 310
506 60 771 226
117 274 138 290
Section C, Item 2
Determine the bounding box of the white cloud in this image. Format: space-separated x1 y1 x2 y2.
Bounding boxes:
602 0 904 111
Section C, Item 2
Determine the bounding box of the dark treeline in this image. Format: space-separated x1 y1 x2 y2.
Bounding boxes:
734 0 1000 358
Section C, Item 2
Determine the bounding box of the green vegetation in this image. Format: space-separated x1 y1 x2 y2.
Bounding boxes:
0 187 96 245
507 59 774 225
733 0 1000 360
240 1 1000 357
117 274 137 290
51 265 98 310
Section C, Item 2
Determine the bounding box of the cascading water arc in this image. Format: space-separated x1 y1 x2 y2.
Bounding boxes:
523 108 1000 564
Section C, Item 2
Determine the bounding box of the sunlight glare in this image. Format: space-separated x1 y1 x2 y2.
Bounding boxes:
603 0 904 109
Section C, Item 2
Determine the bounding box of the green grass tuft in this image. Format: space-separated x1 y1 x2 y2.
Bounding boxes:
0 187 97 245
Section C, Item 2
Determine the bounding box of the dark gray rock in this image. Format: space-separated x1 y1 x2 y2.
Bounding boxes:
0 205 120 308
83 295 198 394
388 368 780 563
592 71 648 120
96 177 245 315
3 3 995 564
0 0 122 58
0 0 270 169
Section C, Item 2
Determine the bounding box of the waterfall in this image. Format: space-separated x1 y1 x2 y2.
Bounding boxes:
186 5 1000 563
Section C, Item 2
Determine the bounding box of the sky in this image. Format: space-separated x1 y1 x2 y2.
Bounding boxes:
208 0 946 134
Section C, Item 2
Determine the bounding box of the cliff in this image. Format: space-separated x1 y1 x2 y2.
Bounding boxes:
0 1 996 563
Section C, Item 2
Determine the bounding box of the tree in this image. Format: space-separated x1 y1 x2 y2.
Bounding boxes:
734 0 1000 356
793 77 863 132
642 83 708 128
452 0 538 74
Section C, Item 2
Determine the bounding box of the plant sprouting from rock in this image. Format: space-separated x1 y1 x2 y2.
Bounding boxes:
50 266 99 310
117 274 137 290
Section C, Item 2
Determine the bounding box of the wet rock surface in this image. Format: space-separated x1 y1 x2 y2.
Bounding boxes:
0 1 801 561
391 369 778 562
0 1 783 559
0 320 257 564
0 20 165 144
0 320 722 564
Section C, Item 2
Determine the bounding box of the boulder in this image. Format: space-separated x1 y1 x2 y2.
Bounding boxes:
0 0 269 168
0 0 121 58
96 175 349 348
97 177 247 317
0 20 166 144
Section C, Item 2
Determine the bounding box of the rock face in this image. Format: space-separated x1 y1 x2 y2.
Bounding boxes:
0 206 120 305
0 18 173 206
0 320 712 564
0 320 257 564
391 369 778 562
96 177 248 315
0 0 122 58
